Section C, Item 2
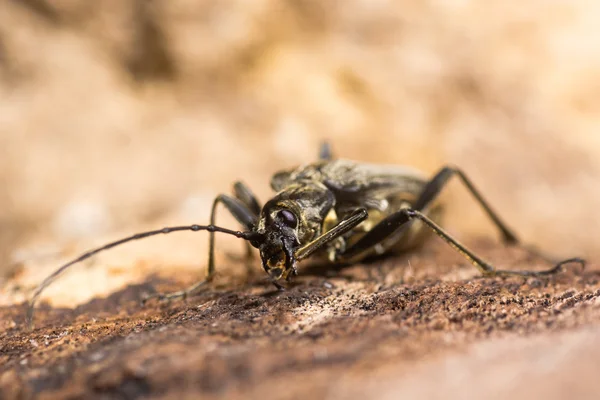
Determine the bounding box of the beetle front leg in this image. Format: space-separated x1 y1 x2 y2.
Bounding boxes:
233 181 261 216
294 208 368 261
232 181 262 273
143 193 260 303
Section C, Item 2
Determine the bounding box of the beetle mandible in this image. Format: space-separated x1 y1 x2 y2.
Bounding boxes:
27 143 583 325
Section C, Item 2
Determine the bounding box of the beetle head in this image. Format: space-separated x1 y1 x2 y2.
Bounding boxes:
253 207 301 282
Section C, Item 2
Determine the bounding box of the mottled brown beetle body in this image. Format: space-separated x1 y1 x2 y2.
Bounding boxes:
27 144 584 326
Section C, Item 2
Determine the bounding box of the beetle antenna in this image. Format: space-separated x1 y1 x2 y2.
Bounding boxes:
26 224 261 328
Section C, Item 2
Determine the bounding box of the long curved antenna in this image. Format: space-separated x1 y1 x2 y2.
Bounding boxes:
27 224 261 328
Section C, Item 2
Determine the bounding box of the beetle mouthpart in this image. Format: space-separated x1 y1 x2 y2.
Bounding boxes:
268 267 284 280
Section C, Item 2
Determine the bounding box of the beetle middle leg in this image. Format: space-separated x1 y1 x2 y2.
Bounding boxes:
143 185 261 303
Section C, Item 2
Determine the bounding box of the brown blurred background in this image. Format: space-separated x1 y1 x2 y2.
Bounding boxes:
1 1 600 304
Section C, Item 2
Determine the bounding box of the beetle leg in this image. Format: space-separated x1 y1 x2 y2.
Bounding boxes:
414 166 517 243
143 193 260 303
233 181 262 216
295 208 368 261
232 181 262 272
415 166 571 263
207 194 260 279
319 141 333 161
340 208 584 277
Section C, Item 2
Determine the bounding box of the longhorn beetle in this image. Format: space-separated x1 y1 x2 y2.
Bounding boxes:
27 143 584 326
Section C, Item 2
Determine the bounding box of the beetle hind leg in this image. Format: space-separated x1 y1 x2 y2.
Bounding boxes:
401 209 584 277
414 166 575 265
339 207 583 277
388 165 578 266
413 166 518 244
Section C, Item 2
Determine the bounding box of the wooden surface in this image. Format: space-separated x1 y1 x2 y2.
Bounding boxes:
2 240 599 399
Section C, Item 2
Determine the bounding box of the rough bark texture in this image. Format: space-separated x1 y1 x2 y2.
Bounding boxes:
2 1 600 399
2 240 599 399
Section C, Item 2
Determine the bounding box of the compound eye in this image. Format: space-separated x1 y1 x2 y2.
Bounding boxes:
277 209 297 228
